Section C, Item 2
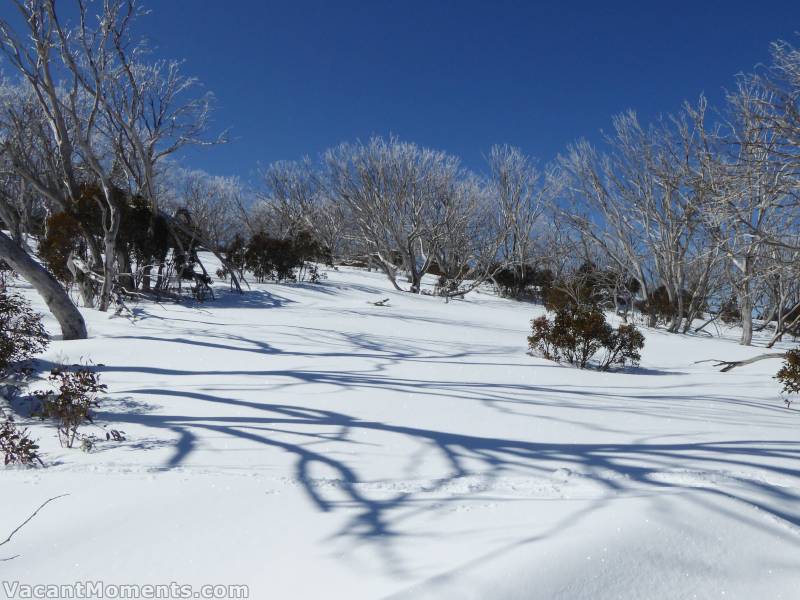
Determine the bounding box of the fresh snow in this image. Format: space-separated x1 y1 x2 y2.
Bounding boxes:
2 262 799 599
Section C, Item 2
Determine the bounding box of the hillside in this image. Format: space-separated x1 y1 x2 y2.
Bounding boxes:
2 265 799 599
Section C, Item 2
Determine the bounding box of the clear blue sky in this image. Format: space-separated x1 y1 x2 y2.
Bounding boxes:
5 1 800 181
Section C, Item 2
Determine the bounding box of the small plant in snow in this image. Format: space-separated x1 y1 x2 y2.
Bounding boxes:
32 366 107 449
0 411 42 466
776 350 800 408
528 304 644 371
307 264 327 284
0 289 49 376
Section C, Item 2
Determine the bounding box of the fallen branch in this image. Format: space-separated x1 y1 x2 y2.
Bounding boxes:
1 494 69 560
695 353 787 372
694 312 720 334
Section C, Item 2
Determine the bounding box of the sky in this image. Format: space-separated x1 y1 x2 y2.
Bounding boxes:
3 0 800 182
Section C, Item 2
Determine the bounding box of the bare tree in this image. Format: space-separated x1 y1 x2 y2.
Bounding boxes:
558 139 659 325
488 145 549 282
173 170 243 251
324 137 461 293
700 82 793 344
0 1 137 310
0 0 229 307
559 103 724 332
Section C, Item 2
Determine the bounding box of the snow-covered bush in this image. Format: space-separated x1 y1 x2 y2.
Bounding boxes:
528 304 644 371
33 367 107 449
0 289 49 375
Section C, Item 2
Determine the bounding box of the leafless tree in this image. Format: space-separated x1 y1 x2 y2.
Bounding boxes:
172 170 243 251
488 145 549 279
0 0 229 308
324 137 462 292
559 102 724 332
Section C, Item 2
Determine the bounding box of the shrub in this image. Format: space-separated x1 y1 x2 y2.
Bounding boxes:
599 324 645 371
0 413 42 466
32 366 107 449
244 234 298 282
528 304 644 371
224 234 247 272
307 264 327 284
529 316 557 361
0 259 13 288
776 350 800 396
552 304 610 368
243 230 330 283
494 265 554 300
637 286 706 326
38 212 84 282
543 285 577 312
0 289 49 375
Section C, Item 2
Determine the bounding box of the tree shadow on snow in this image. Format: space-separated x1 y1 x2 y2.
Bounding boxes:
25 316 800 575
99 383 800 575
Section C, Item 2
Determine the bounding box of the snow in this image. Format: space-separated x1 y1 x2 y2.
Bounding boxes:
2 263 799 599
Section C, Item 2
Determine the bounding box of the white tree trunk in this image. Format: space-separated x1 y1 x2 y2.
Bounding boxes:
0 230 87 340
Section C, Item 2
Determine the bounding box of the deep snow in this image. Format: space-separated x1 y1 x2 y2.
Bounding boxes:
2 263 799 599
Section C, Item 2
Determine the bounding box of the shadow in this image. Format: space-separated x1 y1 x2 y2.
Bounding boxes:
18 279 800 576
104 386 800 560
202 288 296 310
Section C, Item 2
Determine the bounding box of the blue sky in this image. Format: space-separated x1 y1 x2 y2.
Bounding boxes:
4 1 800 181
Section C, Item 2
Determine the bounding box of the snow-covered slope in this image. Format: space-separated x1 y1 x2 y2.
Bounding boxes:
2 265 799 599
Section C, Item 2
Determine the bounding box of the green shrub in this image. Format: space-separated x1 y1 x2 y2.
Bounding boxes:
0 289 49 375
244 230 330 283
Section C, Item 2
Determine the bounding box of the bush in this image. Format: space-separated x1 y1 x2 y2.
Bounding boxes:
0 289 49 375
0 259 13 288
528 304 644 371
244 234 298 282
599 324 645 371
529 316 557 360
33 366 107 449
38 211 84 282
1 413 42 466
776 350 800 396
243 230 330 283
637 285 706 325
494 265 554 300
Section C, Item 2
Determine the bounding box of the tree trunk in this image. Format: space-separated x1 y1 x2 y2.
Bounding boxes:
77 273 96 308
739 292 753 346
142 263 152 292
116 248 134 291
98 232 116 312
0 230 87 340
